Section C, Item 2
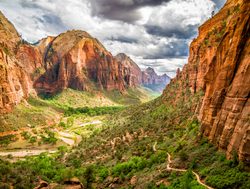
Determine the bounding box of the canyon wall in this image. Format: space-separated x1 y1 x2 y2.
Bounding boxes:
0 12 33 114
34 30 127 94
115 54 170 92
162 0 250 162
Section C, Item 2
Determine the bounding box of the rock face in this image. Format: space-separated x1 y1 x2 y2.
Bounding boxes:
142 67 170 92
115 54 171 92
115 53 171 92
34 30 126 94
115 53 142 87
162 0 250 162
0 11 33 114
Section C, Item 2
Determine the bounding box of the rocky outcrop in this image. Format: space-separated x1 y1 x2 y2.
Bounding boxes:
142 67 170 86
34 30 126 94
115 53 142 87
0 10 170 114
162 0 250 162
115 54 170 92
0 12 33 114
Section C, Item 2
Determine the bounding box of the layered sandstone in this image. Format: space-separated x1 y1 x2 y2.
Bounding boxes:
115 53 171 92
34 30 126 94
115 53 142 87
1 11 166 113
162 0 250 161
0 12 32 114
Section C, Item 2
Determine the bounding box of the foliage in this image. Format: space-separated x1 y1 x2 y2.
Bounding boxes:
0 135 17 146
64 106 124 116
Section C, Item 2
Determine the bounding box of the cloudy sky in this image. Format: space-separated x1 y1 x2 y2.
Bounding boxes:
0 0 226 77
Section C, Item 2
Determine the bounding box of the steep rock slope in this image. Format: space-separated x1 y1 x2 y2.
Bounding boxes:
0 12 142 113
33 30 127 94
115 53 171 92
162 0 250 161
115 53 142 87
0 12 32 114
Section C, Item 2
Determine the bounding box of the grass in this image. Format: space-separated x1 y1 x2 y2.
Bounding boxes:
0 80 249 188
0 93 249 188
0 88 154 132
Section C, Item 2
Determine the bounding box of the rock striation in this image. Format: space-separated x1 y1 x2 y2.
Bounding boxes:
115 53 142 87
34 30 127 94
162 0 250 162
0 11 33 114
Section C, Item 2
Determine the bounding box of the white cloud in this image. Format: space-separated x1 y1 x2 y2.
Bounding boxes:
0 0 220 76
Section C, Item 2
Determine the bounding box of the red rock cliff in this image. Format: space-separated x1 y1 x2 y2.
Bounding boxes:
0 11 147 113
162 0 250 162
0 11 33 114
34 30 127 94
115 53 142 87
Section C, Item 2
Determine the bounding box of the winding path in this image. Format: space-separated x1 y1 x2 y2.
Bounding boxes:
167 153 214 189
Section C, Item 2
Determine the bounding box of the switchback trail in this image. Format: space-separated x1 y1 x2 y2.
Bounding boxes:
167 152 214 189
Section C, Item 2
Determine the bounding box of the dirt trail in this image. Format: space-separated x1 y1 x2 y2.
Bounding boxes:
0 149 57 157
79 120 102 127
167 153 214 189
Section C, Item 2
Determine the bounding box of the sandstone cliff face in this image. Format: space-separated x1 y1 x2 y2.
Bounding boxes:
0 12 32 114
0 11 149 113
34 30 126 94
114 54 171 92
115 53 142 87
142 67 170 85
162 0 250 162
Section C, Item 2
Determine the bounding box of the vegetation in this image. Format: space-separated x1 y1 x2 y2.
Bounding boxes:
64 106 124 116
0 82 248 189
0 135 17 147
0 78 249 188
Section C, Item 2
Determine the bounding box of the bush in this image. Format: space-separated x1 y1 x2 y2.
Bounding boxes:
64 106 124 116
98 167 109 181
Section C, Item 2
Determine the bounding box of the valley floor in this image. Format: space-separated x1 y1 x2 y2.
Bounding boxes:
0 89 249 189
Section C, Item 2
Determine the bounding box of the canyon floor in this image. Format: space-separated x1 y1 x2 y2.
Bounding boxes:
0 88 249 189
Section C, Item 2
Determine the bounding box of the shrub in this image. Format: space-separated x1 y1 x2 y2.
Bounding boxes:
98 167 109 181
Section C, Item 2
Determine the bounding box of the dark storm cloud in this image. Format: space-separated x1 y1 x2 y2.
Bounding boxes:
144 40 188 59
145 24 198 39
90 0 171 22
108 35 138 43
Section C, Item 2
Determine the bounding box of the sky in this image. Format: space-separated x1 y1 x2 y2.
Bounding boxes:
0 0 226 77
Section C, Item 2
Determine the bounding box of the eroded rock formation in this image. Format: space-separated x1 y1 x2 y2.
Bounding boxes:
0 11 33 114
34 30 127 94
163 0 250 161
115 53 171 92
115 53 142 87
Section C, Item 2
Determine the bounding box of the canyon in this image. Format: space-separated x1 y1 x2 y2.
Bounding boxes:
162 0 250 162
0 0 249 188
0 12 169 114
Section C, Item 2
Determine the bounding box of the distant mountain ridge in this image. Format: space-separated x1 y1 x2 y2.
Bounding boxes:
115 53 171 92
